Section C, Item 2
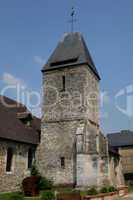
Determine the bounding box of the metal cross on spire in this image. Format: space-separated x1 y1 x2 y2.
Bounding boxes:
69 7 77 32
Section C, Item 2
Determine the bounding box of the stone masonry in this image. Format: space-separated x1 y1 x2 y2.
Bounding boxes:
36 32 124 187
0 32 125 192
0 139 34 192
36 52 108 186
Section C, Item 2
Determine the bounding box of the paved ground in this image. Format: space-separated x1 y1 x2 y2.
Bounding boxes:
119 193 133 200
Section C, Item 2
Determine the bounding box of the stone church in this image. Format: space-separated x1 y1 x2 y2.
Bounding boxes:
0 32 124 193
36 32 124 187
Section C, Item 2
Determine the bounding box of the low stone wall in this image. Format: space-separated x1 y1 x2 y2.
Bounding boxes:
83 192 118 200
118 186 128 197
82 187 128 200
57 192 81 200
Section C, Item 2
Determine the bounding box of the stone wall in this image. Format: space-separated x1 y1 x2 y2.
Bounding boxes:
98 132 108 157
42 65 99 123
0 139 34 192
76 154 98 187
37 64 101 187
118 146 133 184
108 153 125 187
85 66 100 125
119 146 133 174
37 120 78 185
96 132 110 186
37 119 101 186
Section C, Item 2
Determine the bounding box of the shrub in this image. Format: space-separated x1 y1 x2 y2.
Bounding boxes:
87 187 98 195
8 192 24 200
41 191 55 200
99 186 117 194
30 162 40 176
100 187 108 193
38 177 53 190
108 186 117 192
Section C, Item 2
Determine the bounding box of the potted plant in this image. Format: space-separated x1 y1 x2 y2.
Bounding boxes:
22 163 40 196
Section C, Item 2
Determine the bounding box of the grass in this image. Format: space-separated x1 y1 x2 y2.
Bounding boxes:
80 191 88 197
128 185 133 193
0 193 12 200
25 198 40 200
0 193 40 200
54 187 75 193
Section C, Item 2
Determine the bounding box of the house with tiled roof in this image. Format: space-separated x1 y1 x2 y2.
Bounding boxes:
0 95 40 192
108 130 133 185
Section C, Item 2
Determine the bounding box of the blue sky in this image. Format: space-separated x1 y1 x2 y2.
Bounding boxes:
0 0 133 133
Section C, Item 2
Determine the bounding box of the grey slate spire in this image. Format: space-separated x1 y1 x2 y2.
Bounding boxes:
43 32 100 80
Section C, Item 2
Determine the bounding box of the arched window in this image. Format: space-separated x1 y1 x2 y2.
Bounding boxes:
6 147 13 172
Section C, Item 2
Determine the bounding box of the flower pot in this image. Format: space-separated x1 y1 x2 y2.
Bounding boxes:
22 176 41 197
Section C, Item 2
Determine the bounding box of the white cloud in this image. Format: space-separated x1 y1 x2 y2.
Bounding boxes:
1 72 42 118
2 73 26 88
34 56 46 65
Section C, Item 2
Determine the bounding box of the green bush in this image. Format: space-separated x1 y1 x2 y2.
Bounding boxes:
99 186 117 194
100 187 108 193
38 177 53 190
30 163 40 176
7 192 24 200
87 187 98 195
41 191 55 200
108 186 117 192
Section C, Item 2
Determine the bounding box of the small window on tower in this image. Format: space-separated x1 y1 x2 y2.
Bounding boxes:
60 157 65 168
62 76 66 91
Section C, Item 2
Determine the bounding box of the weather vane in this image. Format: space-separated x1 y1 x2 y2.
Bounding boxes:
69 7 77 32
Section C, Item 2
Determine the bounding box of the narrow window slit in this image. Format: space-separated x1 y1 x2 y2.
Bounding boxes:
28 148 34 169
6 147 13 172
62 76 65 91
60 157 65 168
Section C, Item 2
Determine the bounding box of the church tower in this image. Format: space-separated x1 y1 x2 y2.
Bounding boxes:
37 32 106 187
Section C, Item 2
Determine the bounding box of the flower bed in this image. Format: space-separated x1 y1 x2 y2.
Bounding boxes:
82 186 128 200
82 191 118 200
